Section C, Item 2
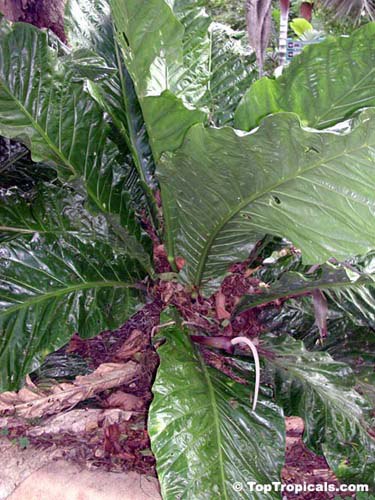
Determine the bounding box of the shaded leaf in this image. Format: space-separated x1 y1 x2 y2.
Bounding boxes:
0 184 147 390
65 0 158 223
264 334 375 483
0 137 54 190
31 351 91 380
234 23 375 131
312 317 375 407
65 48 117 82
0 22 146 245
0 183 152 272
321 0 375 20
205 23 257 125
327 252 375 327
148 309 285 499
235 263 375 315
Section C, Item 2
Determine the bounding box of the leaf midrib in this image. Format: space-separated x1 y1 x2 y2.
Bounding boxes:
197 349 228 500
312 65 375 127
0 280 135 317
270 355 369 425
193 139 371 287
0 81 77 176
0 226 84 234
238 272 375 310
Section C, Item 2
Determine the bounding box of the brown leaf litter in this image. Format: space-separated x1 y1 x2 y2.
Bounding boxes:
0 363 140 419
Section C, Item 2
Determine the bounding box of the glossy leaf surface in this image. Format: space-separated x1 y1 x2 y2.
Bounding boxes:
264 334 375 484
234 23 375 131
314 318 375 407
326 252 375 327
65 0 158 221
110 0 207 158
0 185 146 390
148 310 285 499
0 23 101 177
158 110 375 294
205 24 257 126
235 263 375 315
110 0 256 156
0 22 148 247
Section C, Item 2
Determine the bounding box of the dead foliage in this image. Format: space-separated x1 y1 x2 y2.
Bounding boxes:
0 362 140 419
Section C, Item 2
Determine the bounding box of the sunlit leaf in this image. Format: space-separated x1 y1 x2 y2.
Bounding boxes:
148 309 285 499
159 110 375 294
235 23 375 131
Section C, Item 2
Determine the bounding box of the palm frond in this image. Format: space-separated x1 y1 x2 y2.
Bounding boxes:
320 0 375 20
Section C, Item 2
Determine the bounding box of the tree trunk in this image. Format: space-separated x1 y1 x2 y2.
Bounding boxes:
0 0 66 41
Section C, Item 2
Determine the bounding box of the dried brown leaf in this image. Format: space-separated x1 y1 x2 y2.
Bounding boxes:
106 391 145 411
0 362 139 419
312 289 328 339
215 291 231 320
104 423 122 454
27 409 133 437
114 330 147 361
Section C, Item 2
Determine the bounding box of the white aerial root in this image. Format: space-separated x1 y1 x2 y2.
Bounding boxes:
230 337 260 412
151 321 176 337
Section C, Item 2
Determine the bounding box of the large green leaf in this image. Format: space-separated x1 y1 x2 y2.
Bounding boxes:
111 0 210 104
110 0 207 158
0 184 146 390
158 109 375 294
0 22 98 177
204 23 257 126
234 23 375 131
263 334 375 484
65 0 158 223
325 252 375 327
0 22 147 246
311 317 375 407
110 0 256 157
235 263 375 315
0 183 151 272
148 310 285 499
169 4 257 126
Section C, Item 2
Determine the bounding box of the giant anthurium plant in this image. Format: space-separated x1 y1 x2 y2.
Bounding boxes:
0 0 374 497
